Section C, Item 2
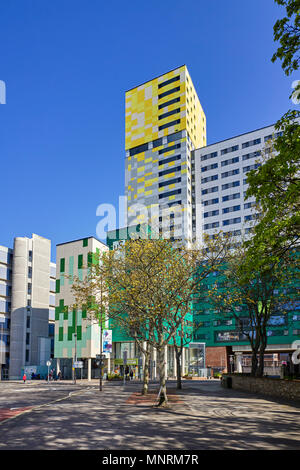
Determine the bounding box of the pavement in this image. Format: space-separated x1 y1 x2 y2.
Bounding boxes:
0 379 300 450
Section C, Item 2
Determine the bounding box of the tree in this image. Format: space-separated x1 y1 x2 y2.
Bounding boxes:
173 316 193 390
272 0 300 76
210 244 297 377
245 110 300 268
105 233 231 406
69 250 110 391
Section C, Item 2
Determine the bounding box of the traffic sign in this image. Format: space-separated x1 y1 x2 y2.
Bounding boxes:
73 361 83 369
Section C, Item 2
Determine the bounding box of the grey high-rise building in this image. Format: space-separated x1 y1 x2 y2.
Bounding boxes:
0 234 56 380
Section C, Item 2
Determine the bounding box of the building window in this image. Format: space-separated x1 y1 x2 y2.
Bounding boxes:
221 169 240 178
242 138 261 149
167 131 182 143
159 165 181 177
201 163 218 172
158 97 180 110
159 154 181 166
202 186 218 195
158 75 180 89
221 157 239 167
243 163 261 173
223 205 240 214
129 142 149 157
204 222 219 230
222 181 240 190
203 198 219 206
153 138 163 148
158 143 180 155
201 174 218 184
78 254 83 269
223 217 241 226
201 151 218 162
159 177 181 188
159 189 181 199
242 150 261 161
222 193 240 202
221 145 239 155
204 210 219 218
244 202 256 209
158 108 181 121
158 86 180 100
60 258 65 273
158 119 181 131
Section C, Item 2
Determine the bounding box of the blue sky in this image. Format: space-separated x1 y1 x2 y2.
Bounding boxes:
0 0 298 260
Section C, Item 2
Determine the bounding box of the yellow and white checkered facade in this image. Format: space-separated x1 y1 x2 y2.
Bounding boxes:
125 65 206 240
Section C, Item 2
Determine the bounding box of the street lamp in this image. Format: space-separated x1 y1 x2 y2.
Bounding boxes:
73 309 77 385
46 360 51 383
99 307 104 391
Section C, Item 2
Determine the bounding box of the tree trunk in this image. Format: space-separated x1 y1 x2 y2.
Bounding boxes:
256 327 267 378
142 342 150 395
157 346 168 406
251 349 259 377
175 346 182 390
257 346 266 377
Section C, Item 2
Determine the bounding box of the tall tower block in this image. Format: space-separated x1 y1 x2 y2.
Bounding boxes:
125 65 206 241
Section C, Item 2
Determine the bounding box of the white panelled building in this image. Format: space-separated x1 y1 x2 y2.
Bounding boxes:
193 123 284 242
0 234 56 380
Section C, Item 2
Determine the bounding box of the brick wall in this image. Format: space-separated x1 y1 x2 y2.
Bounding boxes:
224 374 300 402
206 346 232 372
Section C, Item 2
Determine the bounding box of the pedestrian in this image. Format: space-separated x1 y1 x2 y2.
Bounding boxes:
23 373 26 383
130 369 133 381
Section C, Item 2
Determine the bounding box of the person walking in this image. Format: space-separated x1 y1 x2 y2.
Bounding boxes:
23 373 26 383
130 369 133 381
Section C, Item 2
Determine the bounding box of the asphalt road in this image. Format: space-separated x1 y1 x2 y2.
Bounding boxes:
0 379 300 450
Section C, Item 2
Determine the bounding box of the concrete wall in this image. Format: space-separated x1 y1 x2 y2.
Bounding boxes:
224 374 300 402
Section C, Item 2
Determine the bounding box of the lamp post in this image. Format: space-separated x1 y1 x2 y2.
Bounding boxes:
0 315 5 381
73 309 77 385
46 360 51 384
99 306 104 392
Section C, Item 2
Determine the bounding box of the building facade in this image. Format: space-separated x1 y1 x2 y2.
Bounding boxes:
193 123 283 242
191 121 300 374
0 234 56 380
106 226 200 379
54 237 109 380
125 65 206 242
192 266 300 375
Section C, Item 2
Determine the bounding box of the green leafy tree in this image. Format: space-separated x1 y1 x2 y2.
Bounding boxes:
104 233 231 406
210 245 297 377
245 111 300 267
272 0 300 76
